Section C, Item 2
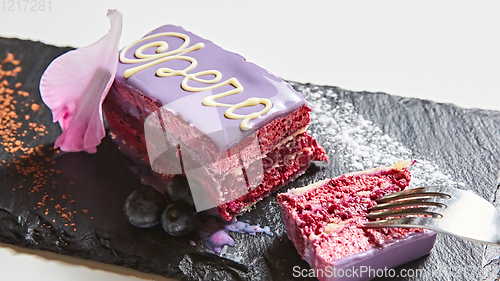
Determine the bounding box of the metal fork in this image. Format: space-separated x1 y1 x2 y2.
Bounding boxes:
364 186 500 245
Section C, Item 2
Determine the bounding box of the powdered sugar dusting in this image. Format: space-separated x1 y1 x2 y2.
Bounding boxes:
293 83 462 188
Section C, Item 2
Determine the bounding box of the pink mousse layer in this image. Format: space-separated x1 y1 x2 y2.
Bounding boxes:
277 161 436 281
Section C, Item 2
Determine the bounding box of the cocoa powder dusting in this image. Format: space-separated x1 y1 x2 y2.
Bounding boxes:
1 53 90 232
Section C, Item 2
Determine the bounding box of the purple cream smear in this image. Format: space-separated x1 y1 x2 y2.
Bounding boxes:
194 210 273 254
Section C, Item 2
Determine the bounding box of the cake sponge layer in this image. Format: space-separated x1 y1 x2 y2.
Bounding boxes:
105 24 327 219
277 161 436 281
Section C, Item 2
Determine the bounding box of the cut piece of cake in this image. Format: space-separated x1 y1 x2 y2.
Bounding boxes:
103 25 327 220
277 160 436 281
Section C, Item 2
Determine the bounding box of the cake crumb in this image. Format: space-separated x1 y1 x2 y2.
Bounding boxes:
31 103 40 111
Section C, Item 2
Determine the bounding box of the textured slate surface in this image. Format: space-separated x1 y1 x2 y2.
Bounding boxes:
1 37 500 280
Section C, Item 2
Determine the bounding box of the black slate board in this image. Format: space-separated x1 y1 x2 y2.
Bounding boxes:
1 37 500 281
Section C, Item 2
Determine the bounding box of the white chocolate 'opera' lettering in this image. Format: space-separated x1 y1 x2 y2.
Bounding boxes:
119 32 272 130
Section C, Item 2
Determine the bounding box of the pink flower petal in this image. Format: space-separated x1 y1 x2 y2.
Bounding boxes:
40 9 122 153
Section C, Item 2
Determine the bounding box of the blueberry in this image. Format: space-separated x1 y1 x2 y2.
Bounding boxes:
124 187 167 228
161 201 194 236
165 175 195 207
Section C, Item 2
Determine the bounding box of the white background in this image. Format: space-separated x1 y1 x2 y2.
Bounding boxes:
0 1 499 280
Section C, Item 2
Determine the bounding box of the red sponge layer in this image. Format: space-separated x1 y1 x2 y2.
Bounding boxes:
104 80 327 220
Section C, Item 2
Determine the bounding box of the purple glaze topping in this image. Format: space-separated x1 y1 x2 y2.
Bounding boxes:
115 25 308 151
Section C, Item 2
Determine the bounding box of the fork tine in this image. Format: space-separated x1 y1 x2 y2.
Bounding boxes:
365 186 500 245
367 206 443 220
376 187 451 204
364 216 438 229
370 197 447 212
